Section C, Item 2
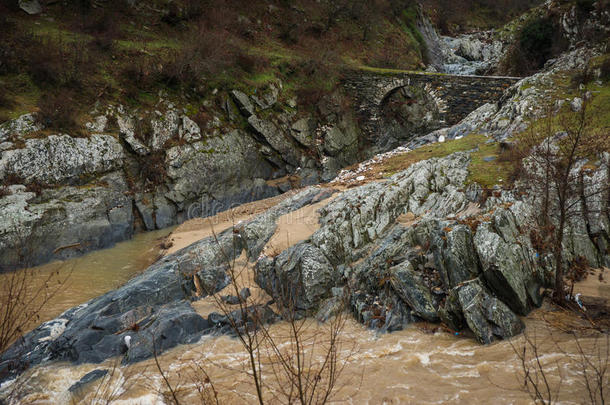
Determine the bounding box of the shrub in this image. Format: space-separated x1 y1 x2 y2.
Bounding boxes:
235 53 268 74
571 68 594 87
3 173 23 185
600 57 610 82
137 151 167 188
0 89 12 110
576 0 596 14
0 186 11 198
37 90 79 131
519 17 555 62
122 53 158 96
84 11 120 52
133 118 153 142
158 27 237 88
26 37 89 90
25 180 46 196
500 16 566 75
191 109 211 131
27 44 63 87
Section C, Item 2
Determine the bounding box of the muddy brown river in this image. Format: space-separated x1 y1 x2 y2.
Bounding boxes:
1 225 608 404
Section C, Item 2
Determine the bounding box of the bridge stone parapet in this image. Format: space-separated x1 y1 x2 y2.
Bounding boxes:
342 70 521 142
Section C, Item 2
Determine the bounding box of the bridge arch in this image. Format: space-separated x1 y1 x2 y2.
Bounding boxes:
341 71 520 144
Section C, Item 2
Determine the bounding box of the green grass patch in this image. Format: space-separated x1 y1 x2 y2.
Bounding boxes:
468 140 514 188
116 38 180 51
523 79 610 137
0 74 42 120
374 134 513 188
356 65 444 76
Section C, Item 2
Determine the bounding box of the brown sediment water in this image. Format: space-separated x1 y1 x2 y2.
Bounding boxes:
0 227 174 331
7 308 609 405
2 200 609 404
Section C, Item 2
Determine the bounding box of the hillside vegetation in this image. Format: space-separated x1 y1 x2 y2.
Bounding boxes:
0 0 556 126
0 0 429 125
423 0 543 34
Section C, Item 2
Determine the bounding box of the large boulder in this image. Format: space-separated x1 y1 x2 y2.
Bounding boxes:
474 220 537 315
248 115 300 166
0 172 133 268
0 134 124 185
389 261 439 322
256 243 335 311
433 224 481 288
165 129 277 216
450 278 524 344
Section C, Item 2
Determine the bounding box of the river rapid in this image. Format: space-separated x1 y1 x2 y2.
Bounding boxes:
7 309 607 405
1 229 607 404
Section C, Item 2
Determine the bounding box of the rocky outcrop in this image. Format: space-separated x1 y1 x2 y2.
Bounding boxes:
255 150 608 344
0 187 333 378
427 45 602 145
0 76 370 267
441 33 506 75
3 143 608 378
0 173 133 268
0 134 124 185
416 5 507 75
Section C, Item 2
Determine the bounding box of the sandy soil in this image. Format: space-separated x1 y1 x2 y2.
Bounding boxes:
162 190 302 255
260 198 331 257
165 191 334 319
574 267 609 300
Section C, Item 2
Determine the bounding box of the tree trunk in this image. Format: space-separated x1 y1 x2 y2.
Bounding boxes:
553 214 566 302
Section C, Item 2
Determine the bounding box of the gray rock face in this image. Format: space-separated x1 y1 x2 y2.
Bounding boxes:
389 261 439 322
117 115 150 155
0 188 332 378
0 172 133 268
415 5 506 75
251 82 280 110
451 279 524 344
18 0 41 14
290 118 316 148
256 243 335 311
0 113 42 143
441 34 506 75
231 90 255 117
150 109 180 151
433 224 481 288
444 47 600 142
248 115 300 166
0 134 124 185
165 129 277 216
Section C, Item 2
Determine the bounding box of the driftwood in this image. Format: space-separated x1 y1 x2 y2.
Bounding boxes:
53 243 81 254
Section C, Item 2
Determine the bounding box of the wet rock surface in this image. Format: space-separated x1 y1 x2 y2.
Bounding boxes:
0 188 333 378
2 145 608 379
0 60 525 268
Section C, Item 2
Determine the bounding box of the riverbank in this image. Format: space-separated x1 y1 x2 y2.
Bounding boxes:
7 301 607 404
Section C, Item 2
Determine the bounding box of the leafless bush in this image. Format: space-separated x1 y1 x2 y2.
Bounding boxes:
515 94 610 303
154 215 357 404
152 342 220 405
513 331 609 404
135 150 168 190
159 25 238 88
37 89 79 131
0 229 72 402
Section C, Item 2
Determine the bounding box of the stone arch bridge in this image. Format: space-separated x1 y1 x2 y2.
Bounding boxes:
342 70 521 141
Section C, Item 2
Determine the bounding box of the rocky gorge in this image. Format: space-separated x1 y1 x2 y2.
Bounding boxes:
1 0 610 402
